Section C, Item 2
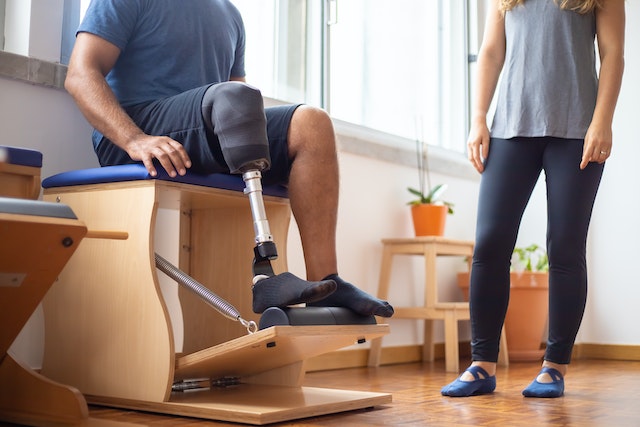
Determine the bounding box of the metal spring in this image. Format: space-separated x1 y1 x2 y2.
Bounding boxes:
155 253 257 333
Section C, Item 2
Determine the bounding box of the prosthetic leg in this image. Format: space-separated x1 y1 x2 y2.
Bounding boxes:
204 82 371 323
154 82 374 328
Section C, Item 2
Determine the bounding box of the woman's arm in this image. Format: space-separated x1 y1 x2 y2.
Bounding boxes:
467 0 506 173
579 0 625 170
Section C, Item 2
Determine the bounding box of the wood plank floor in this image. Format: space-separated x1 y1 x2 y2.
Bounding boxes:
77 358 640 427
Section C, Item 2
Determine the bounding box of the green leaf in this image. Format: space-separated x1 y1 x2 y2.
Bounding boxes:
428 183 448 202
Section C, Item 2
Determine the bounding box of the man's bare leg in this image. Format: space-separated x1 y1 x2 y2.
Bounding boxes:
286 105 393 317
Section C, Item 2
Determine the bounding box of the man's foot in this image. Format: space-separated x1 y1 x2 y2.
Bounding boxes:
441 365 496 397
307 274 394 317
252 272 337 314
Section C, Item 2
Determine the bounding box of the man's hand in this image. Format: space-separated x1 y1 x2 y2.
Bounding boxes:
126 134 192 177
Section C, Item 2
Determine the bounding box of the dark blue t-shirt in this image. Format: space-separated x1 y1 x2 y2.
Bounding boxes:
78 0 246 107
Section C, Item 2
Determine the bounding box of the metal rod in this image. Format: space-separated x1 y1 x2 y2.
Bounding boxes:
242 170 273 244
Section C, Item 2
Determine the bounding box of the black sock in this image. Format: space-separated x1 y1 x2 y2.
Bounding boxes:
308 274 394 317
252 272 337 313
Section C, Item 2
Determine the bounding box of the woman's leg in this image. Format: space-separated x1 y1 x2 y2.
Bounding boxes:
470 137 544 363
544 138 604 363
522 137 604 398
443 137 544 396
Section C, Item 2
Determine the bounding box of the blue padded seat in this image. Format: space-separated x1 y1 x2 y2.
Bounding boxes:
0 145 43 168
42 164 288 198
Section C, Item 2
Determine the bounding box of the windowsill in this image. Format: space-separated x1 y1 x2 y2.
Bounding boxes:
0 52 478 182
0 51 67 89
331 119 479 182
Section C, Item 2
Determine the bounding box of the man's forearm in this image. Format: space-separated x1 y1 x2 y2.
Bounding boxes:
65 68 144 152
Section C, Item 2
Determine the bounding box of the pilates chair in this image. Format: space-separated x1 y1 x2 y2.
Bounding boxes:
0 146 89 426
39 83 391 424
40 167 390 425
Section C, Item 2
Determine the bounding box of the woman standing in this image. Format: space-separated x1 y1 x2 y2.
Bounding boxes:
442 0 625 398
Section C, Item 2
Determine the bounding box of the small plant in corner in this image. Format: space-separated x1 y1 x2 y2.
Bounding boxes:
407 133 454 214
407 184 454 214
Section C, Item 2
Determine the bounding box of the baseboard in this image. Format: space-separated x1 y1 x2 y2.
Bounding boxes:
306 343 453 372
306 342 640 372
574 343 640 361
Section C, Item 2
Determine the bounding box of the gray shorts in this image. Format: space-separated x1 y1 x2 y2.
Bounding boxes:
95 84 300 186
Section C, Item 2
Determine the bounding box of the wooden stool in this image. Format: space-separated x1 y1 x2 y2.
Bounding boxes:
40 164 390 425
0 146 90 426
367 237 508 372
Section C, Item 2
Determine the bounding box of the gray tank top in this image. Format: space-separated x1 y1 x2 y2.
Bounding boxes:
491 0 597 139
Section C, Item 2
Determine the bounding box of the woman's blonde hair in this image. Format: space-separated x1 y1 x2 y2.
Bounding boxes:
499 0 602 14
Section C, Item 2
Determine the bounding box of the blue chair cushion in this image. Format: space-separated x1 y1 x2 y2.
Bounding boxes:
0 145 43 168
41 164 288 198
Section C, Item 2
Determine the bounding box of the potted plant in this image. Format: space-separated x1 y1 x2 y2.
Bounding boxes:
456 243 549 362
407 137 454 237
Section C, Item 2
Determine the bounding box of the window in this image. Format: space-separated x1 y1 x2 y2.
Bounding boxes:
61 0 91 64
234 0 475 153
6 0 476 155
232 0 325 107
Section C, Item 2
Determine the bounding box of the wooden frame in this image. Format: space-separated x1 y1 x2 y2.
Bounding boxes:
0 163 41 200
0 210 89 426
41 179 390 424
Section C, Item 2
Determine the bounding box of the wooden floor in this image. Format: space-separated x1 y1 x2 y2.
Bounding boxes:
66 358 640 427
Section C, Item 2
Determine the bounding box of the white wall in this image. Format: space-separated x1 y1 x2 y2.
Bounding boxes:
0 77 97 177
2 1 638 368
579 0 640 344
1 77 97 368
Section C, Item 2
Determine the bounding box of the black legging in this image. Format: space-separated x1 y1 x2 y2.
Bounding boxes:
470 137 604 364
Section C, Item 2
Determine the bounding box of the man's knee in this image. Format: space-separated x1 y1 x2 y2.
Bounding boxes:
291 105 332 130
289 105 335 152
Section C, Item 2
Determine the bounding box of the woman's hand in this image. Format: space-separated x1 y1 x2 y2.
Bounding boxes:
467 120 491 173
580 123 612 170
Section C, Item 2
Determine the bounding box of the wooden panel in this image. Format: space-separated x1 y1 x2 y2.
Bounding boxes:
0 210 88 426
0 353 88 426
0 163 41 200
89 384 391 425
42 183 175 403
0 212 87 355
181 198 291 354
175 325 390 382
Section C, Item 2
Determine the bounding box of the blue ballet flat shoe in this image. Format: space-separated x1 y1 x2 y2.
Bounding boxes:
441 365 496 397
522 367 565 398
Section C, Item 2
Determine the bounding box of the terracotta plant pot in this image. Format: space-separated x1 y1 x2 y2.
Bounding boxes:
410 204 447 236
456 271 549 362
